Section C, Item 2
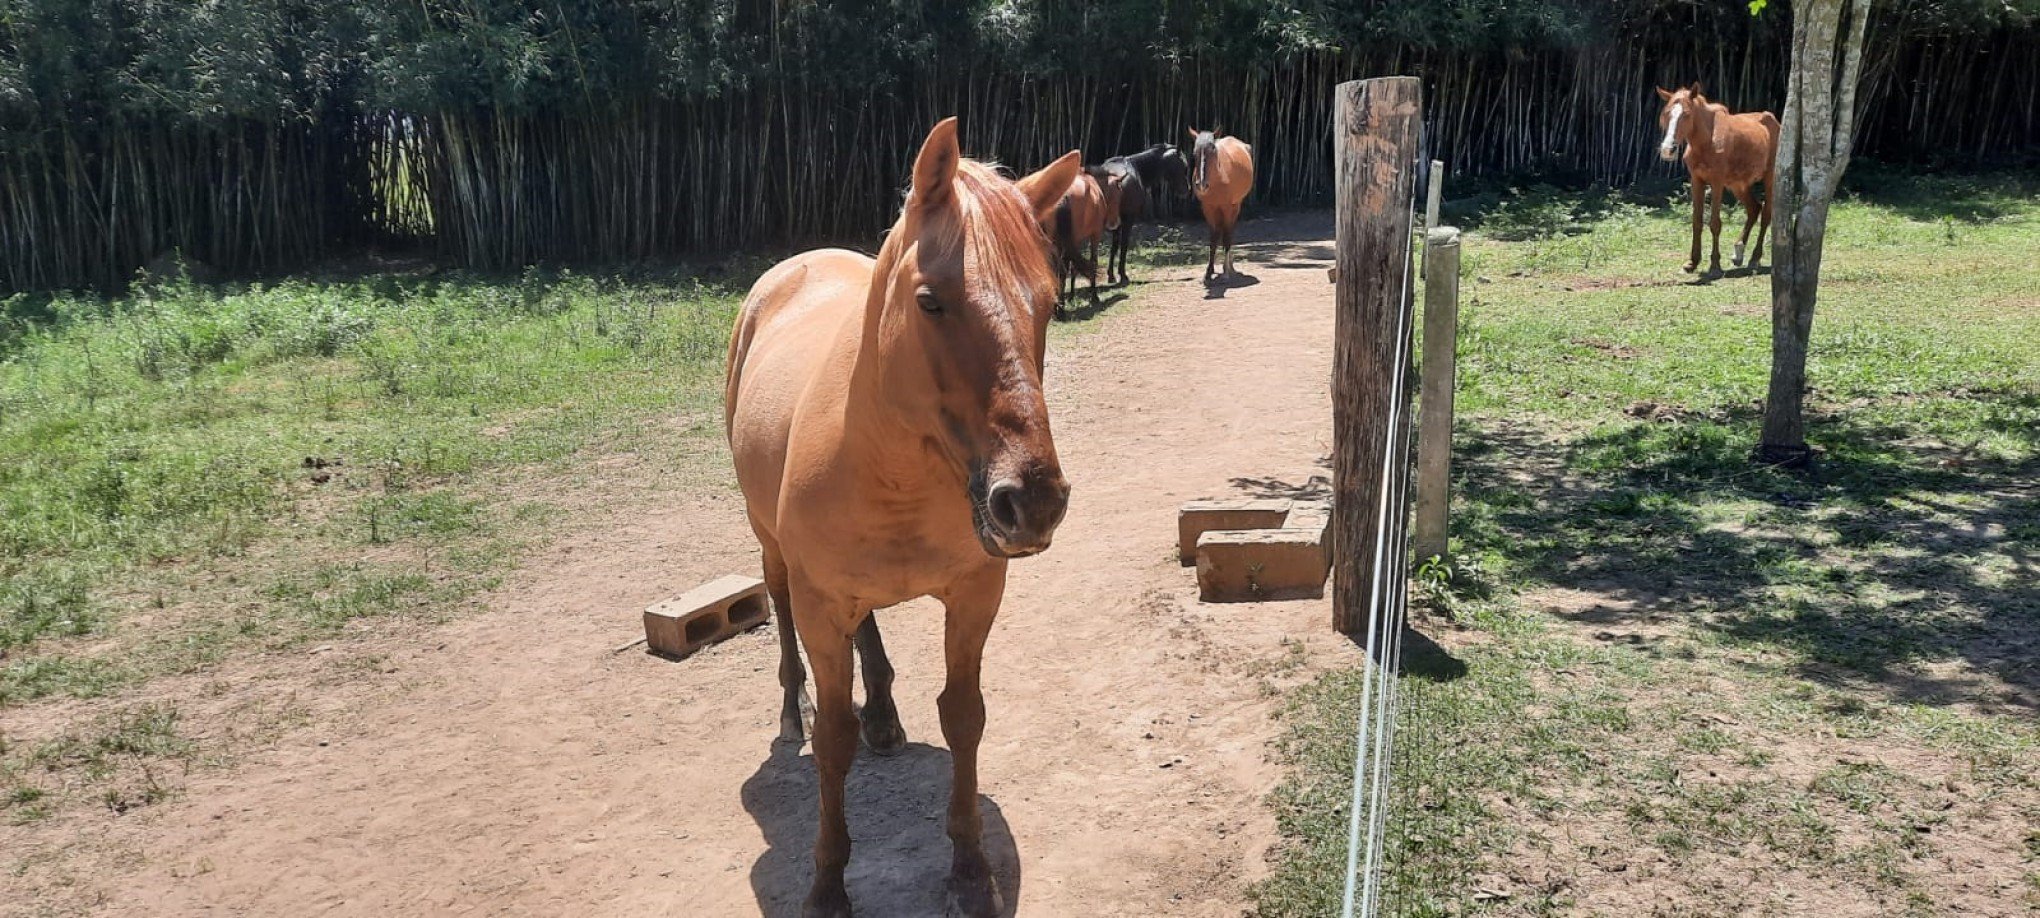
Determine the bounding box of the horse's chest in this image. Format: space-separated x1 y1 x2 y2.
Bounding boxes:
782 487 981 598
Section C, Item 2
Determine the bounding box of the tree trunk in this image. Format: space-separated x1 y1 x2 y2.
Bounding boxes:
1759 0 1873 466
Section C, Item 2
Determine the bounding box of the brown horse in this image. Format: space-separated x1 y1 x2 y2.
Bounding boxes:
1188 127 1254 281
1655 83 1779 275
1041 160 1104 312
724 118 1077 918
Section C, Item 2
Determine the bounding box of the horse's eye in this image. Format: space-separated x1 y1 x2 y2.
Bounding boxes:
916 286 942 314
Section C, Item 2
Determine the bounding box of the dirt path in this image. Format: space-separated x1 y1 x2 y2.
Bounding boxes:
20 212 1361 917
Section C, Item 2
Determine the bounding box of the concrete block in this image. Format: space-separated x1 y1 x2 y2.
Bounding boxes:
1195 529 1331 602
645 574 769 660
1281 497 1330 534
1178 499 1292 565
1281 501 1330 558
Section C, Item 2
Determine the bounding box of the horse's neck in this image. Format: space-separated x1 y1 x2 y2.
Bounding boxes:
841 233 931 464
1684 103 1721 153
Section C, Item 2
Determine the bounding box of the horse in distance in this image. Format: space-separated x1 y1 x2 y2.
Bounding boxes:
1655 83 1779 275
1188 127 1254 281
1089 157 1146 286
1040 154 1105 313
1125 143 1192 219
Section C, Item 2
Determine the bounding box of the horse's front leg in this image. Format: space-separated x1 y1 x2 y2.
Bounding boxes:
793 590 860 918
938 563 1009 918
1685 181 1705 273
1204 226 1218 281
853 612 906 755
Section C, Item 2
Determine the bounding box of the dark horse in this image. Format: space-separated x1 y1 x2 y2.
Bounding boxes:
1087 159 1146 286
1123 144 1193 219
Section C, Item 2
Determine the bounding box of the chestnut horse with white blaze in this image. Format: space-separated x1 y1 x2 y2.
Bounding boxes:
1188 127 1254 281
724 117 1078 918
1656 83 1779 274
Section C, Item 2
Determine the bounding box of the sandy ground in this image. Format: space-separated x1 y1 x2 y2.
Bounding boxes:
6 212 1365 917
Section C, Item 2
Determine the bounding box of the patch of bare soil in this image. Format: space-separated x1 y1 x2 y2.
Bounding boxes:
1 211 1359 917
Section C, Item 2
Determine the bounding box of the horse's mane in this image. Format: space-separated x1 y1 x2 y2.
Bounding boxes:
949 159 1060 313
877 157 1059 320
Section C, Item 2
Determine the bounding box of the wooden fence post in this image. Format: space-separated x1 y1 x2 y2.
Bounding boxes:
1332 77 1423 635
1413 227 1460 565
1425 159 1445 230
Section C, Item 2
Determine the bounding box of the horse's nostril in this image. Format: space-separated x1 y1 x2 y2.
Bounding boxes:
987 481 1025 534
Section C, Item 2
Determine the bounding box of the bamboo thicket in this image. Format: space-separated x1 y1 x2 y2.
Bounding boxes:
3 0 2035 292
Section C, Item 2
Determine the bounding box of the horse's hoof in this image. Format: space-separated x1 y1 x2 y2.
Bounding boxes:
1682 262 1698 273
777 719 806 746
945 873 1003 918
861 718 907 757
803 890 853 918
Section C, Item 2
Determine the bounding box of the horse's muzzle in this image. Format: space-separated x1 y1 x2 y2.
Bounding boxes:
1658 144 1681 163
976 471 1070 558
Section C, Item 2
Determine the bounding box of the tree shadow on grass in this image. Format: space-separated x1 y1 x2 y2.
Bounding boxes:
1451 393 2040 713
1843 166 2040 225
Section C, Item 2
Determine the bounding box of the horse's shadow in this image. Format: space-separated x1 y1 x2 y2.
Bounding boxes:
1202 271 1262 299
743 740 1021 918
1684 264 1772 286
1058 291 1130 323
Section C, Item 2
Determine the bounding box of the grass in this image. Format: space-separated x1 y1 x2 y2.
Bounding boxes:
0 213 1187 824
1256 172 2040 916
1 263 744 817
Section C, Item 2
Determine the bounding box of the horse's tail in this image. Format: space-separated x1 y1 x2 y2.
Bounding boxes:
1053 195 1078 258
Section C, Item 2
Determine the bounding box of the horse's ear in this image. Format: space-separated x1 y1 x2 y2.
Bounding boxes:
1655 86 1674 101
1689 81 1705 97
911 117 961 212
1187 127 1199 141
1019 150 1083 223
